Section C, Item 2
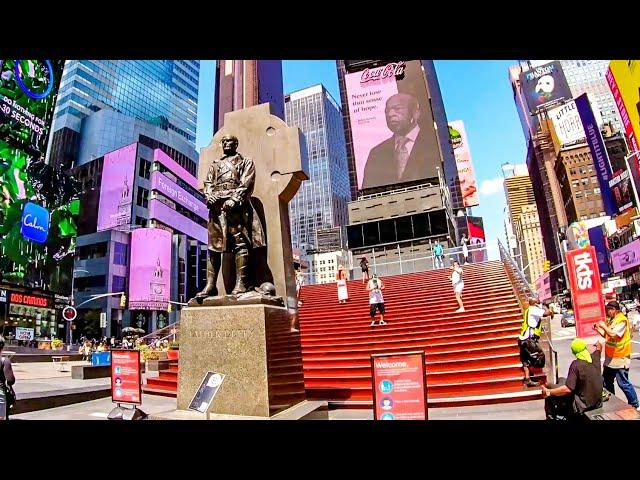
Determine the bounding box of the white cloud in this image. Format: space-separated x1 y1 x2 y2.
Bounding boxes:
479 177 504 196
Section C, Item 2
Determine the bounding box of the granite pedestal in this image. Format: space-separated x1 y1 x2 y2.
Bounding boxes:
176 303 306 417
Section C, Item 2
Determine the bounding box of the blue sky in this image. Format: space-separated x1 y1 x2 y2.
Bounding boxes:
195 60 527 250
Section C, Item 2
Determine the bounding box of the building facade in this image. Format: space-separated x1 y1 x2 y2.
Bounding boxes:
309 250 350 285
502 163 546 284
49 60 199 168
285 85 350 253
71 135 207 339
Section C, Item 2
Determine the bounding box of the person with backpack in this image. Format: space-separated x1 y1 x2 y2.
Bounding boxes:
540 337 604 420
518 297 552 387
434 241 444 269
0 336 16 420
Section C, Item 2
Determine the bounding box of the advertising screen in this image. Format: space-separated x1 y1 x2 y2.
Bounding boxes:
449 120 479 207
566 246 605 340
0 60 64 158
588 226 611 278
111 349 142 405
0 59 79 294
575 93 617 216
344 60 441 190
611 238 640 274
608 170 634 213
148 198 208 244
371 351 427 420
150 171 208 220
607 61 640 202
548 96 603 147
519 61 572 115
97 143 137 231
129 228 172 311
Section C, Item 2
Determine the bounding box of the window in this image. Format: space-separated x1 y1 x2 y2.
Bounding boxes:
113 242 128 266
112 275 126 293
139 158 151 180
136 187 149 208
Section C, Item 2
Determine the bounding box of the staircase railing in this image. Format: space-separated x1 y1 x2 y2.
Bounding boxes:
137 321 180 347
498 239 559 383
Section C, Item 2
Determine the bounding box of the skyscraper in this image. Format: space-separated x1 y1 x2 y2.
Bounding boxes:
49 60 200 168
285 85 350 252
502 163 545 284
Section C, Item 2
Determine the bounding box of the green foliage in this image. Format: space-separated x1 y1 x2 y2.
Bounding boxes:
51 338 63 348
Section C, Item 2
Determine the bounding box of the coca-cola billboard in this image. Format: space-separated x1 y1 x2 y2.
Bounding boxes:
344 60 440 191
566 246 605 340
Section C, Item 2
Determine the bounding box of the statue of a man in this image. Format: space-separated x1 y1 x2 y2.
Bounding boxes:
196 134 266 298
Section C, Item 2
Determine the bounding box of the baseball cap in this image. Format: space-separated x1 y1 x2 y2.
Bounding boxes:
605 301 621 310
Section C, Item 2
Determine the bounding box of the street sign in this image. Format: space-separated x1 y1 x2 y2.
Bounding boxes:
100 312 107 328
62 306 77 322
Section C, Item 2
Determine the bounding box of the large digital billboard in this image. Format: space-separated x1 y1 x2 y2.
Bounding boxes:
0 60 64 158
519 61 572 115
0 59 79 294
150 171 207 220
97 143 137 231
448 120 479 207
548 96 603 147
344 60 441 190
129 228 171 311
607 61 640 203
148 199 208 244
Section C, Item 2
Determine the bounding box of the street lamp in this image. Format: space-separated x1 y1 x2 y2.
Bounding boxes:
68 269 89 346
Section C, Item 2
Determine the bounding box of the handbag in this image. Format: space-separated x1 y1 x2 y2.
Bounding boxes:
0 358 16 410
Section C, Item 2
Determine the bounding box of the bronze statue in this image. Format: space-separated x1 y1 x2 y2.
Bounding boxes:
196 134 266 298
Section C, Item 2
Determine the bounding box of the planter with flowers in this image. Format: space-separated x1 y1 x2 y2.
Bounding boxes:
167 341 180 361
51 338 64 351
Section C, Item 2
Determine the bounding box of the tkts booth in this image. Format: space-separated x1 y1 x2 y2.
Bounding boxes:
0 288 65 348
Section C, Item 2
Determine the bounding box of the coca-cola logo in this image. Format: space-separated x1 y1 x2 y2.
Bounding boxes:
360 62 406 84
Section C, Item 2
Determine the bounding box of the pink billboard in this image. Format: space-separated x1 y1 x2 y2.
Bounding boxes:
344 60 440 190
153 149 198 190
129 228 172 311
151 171 208 220
449 120 479 207
148 198 208 244
611 238 640 273
97 143 137 231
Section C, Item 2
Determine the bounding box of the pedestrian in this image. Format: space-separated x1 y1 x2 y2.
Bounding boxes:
540 338 604 420
336 265 349 304
450 261 465 313
519 297 552 387
367 274 386 326
594 300 640 410
295 269 304 307
360 256 370 284
460 233 469 264
0 336 16 420
434 241 444 269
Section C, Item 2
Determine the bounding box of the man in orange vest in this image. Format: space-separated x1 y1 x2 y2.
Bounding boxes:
595 300 639 410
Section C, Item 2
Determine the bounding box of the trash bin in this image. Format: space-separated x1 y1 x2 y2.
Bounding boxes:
92 351 111 366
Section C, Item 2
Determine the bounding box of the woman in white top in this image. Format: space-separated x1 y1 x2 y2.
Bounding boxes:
460 234 469 265
336 266 349 304
450 261 465 313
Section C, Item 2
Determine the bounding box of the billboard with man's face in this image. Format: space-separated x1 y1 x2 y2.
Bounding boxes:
519 61 572 115
344 60 441 190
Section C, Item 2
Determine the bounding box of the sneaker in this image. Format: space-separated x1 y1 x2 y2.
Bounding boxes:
455 308 465 313
370 321 377 327
379 320 387 325
523 379 538 388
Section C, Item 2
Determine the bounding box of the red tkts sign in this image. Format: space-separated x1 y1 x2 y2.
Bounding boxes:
111 350 142 405
566 246 605 339
371 351 427 420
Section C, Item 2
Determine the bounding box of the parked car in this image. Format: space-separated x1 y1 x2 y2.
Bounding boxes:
561 309 575 328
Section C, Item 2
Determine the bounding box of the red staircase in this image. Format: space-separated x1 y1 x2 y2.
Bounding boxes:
143 361 178 397
298 260 543 407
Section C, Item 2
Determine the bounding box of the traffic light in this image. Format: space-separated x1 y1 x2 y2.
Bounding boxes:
167 303 172 313
543 260 551 272
120 294 127 308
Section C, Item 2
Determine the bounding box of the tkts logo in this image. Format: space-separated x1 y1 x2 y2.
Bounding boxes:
573 251 595 290
360 62 406 84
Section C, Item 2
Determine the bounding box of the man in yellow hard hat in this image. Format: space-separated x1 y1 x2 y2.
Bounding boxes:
540 338 603 420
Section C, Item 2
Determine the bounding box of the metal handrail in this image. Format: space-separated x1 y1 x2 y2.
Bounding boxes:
138 321 180 345
498 239 559 383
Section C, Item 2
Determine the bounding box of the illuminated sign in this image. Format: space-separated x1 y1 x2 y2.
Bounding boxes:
10 292 50 307
20 202 49 243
